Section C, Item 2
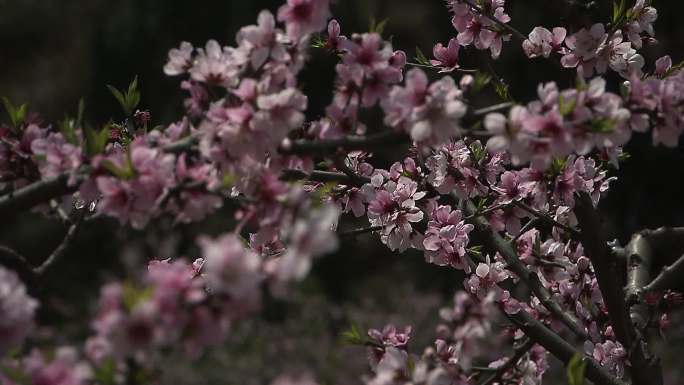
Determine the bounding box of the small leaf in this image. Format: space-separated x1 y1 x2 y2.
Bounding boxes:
94 359 117 385
2 97 28 130
370 17 389 35
107 85 126 109
567 353 587 385
77 98 85 127
122 282 153 312
558 95 577 116
341 323 367 345
473 71 492 93
415 47 430 66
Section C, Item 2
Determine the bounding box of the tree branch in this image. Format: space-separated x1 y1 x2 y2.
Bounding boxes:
338 225 384 237
0 175 75 218
281 169 370 186
506 309 627 385
513 201 580 238
34 210 85 276
645 253 684 293
480 339 535 385
463 198 588 340
461 0 527 41
282 131 408 155
573 192 662 385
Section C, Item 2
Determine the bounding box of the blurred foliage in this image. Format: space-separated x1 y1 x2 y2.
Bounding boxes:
2 0 684 383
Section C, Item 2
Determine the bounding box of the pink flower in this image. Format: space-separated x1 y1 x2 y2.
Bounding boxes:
623 0 657 49
588 339 627 378
23 347 92 385
368 324 412 349
199 233 263 300
30 132 82 185
0 267 38 356
423 205 474 271
655 55 672 77
382 69 467 148
325 19 346 51
430 38 461 73
189 40 239 86
164 41 193 76
277 0 331 40
522 27 566 58
274 204 340 281
464 256 509 299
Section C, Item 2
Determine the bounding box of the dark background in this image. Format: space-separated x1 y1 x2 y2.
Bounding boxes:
1 1 684 384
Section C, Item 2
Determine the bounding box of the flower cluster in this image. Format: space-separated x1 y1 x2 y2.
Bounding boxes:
448 0 512 59
0 267 38 357
485 78 632 170
382 69 467 148
311 22 406 139
422 205 474 271
626 62 684 147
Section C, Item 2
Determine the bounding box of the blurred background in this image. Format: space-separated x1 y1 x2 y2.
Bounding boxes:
2 0 684 384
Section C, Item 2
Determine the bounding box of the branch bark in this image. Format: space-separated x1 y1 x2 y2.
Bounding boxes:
282 130 408 155
463 198 588 340
645 253 684 293
573 192 662 385
0 175 75 218
506 309 627 385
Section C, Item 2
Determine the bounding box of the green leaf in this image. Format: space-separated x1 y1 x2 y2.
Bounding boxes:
107 77 141 116
107 85 126 110
493 80 511 102
567 353 587 385
473 71 492 93
94 359 117 385
612 0 625 23
341 323 367 345
122 282 153 312
77 98 85 127
84 124 111 156
415 46 431 66
558 95 577 116
589 118 616 134
370 17 389 35
2 97 28 130
1 364 30 385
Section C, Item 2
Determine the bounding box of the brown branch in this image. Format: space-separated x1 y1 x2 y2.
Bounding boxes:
0 175 75 218
463 198 589 340
645 253 684 293
506 309 627 385
0 245 38 286
281 169 370 186
461 0 527 41
34 210 85 276
573 192 662 385
338 225 384 237
282 130 408 155
513 201 580 238
480 339 535 385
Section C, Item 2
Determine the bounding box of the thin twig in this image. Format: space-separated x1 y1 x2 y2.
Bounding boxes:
281 169 371 186
462 0 527 41
283 131 408 155
480 339 535 385
472 102 514 116
34 210 85 276
338 225 384 237
513 201 580 238
0 245 38 283
505 309 627 385
573 192 662 385
645 253 684 293
463 197 589 340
